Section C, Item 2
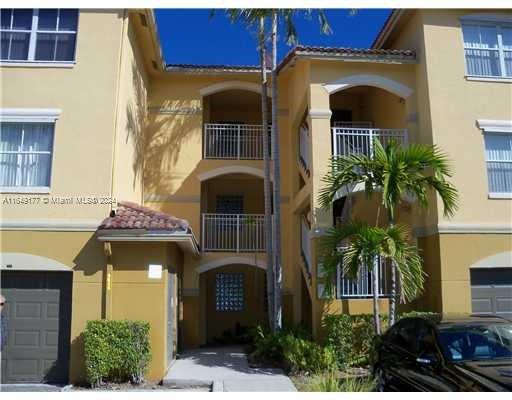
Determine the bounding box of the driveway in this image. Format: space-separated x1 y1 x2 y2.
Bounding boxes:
162 345 296 392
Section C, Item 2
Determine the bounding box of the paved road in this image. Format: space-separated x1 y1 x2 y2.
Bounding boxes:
163 345 297 392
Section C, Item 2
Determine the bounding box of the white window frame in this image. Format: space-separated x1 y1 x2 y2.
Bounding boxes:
0 108 60 193
1 9 78 67
461 15 512 80
477 119 512 199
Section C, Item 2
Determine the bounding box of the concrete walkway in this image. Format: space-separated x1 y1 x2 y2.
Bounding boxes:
162 346 296 392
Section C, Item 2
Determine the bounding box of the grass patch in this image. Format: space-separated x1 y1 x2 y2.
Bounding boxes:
292 372 376 392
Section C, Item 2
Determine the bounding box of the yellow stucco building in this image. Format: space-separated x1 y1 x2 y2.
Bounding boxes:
1 8 511 384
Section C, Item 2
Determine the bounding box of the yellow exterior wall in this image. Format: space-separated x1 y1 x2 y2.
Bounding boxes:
110 242 182 381
111 12 149 204
420 10 512 227
0 10 126 221
0 230 105 383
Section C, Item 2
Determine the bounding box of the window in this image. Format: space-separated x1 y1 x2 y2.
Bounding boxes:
462 21 512 78
0 110 59 192
1 9 78 63
336 256 391 298
216 195 244 214
484 133 512 195
215 272 244 312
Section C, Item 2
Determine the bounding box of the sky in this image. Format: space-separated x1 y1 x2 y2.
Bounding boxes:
154 9 392 66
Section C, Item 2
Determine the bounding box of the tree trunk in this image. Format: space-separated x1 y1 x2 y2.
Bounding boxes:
271 11 282 331
259 16 274 330
373 257 381 335
388 212 397 326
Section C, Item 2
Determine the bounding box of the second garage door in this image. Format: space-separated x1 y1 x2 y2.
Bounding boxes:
471 268 512 319
1 271 72 384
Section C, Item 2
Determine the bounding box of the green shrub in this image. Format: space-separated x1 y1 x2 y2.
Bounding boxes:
324 314 388 369
250 325 336 373
84 320 151 387
324 311 441 370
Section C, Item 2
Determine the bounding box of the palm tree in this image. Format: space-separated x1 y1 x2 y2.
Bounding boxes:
219 9 331 331
320 221 425 334
320 139 459 325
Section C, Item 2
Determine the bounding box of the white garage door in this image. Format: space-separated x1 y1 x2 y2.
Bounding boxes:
471 268 512 319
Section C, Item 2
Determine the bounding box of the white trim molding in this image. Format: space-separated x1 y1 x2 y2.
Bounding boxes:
195 256 266 274
1 252 72 271
470 251 512 269
0 108 62 123
309 108 332 119
197 166 266 181
414 223 512 237
0 62 75 68
0 219 101 231
1 186 50 194
199 80 269 97
323 74 413 98
477 119 512 133
466 76 512 84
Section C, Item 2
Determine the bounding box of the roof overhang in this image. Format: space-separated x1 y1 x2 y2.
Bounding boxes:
96 229 200 256
372 9 406 49
278 45 416 74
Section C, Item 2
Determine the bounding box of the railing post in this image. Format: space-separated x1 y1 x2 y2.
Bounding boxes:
236 214 240 252
201 214 205 252
237 125 241 160
369 129 374 158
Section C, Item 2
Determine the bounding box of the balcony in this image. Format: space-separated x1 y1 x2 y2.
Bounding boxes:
332 126 408 158
203 123 269 160
336 256 391 298
202 213 266 252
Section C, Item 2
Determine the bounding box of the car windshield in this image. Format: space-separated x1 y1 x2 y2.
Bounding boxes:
438 323 512 362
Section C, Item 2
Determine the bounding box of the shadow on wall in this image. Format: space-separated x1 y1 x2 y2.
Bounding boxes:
125 61 148 192
143 98 201 196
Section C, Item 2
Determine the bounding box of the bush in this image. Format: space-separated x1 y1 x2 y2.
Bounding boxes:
324 311 441 369
298 373 376 392
324 314 388 369
84 320 151 387
250 326 336 374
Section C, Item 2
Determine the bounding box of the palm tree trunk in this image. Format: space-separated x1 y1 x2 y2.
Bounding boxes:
259 16 274 330
373 257 381 335
271 11 282 331
388 212 397 326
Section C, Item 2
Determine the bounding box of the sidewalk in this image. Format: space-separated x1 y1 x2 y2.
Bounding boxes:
162 345 297 392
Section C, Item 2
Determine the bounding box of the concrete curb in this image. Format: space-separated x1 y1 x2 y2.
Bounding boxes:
161 378 212 391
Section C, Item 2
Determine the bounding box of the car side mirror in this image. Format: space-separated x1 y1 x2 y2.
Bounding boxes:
416 354 438 366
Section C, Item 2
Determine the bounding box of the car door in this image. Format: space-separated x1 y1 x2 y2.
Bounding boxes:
408 320 460 391
379 319 421 391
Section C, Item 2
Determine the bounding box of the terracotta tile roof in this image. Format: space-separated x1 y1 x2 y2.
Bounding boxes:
278 45 416 72
166 63 262 73
99 201 190 233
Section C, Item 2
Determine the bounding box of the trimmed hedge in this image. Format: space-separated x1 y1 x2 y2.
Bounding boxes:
84 320 151 387
324 311 439 369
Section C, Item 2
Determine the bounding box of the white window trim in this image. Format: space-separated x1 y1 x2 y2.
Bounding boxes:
478 119 512 199
0 108 61 123
477 119 512 133
461 18 512 79
465 75 512 83
0 108 60 193
0 9 79 64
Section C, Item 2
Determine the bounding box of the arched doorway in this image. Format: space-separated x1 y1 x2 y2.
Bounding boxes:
198 261 268 344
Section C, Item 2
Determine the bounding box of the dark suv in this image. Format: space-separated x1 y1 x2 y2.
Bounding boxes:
374 315 512 391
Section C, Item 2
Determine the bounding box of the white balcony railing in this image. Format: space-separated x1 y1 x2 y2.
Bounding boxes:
203 123 268 160
300 217 312 275
299 123 310 173
336 256 391 298
202 213 265 252
332 127 408 158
